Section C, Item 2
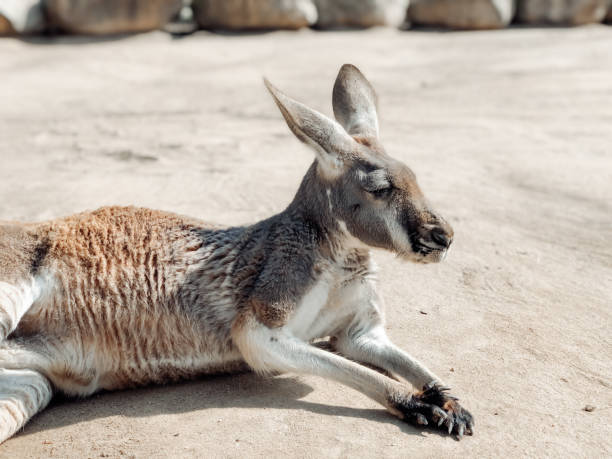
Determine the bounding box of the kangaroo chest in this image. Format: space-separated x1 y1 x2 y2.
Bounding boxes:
284 278 332 340
284 252 373 341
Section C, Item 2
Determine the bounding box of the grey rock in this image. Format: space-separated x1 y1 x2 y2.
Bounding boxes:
193 0 317 30
0 0 45 34
516 0 611 25
46 0 183 35
409 0 516 29
313 0 409 28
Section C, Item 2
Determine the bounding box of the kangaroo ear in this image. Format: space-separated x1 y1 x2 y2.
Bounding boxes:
264 77 357 174
332 64 379 141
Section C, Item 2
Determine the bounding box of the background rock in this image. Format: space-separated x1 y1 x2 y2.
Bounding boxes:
193 0 317 29
516 0 611 25
605 1 612 21
313 0 409 28
0 0 45 34
46 0 183 35
409 0 516 29
0 16 14 35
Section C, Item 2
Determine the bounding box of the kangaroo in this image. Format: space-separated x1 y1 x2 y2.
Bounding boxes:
0 64 474 444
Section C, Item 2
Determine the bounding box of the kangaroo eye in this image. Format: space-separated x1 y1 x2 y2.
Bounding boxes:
358 168 393 197
368 186 393 197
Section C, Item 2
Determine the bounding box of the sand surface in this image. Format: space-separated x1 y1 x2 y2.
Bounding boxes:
0 26 611 458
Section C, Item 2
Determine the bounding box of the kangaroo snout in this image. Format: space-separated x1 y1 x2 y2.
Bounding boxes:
430 226 453 249
415 219 454 253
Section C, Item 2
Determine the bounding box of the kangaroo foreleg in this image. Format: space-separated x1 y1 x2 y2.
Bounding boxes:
335 324 474 437
336 325 442 388
232 313 449 427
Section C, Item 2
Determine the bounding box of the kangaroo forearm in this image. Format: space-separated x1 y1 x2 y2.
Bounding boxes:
233 318 400 407
335 328 442 389
379 345 443 388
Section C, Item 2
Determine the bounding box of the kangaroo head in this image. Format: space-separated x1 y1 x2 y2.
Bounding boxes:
265 64 453 264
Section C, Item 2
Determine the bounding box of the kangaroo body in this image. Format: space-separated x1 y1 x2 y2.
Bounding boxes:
0 65 473 444
2 195 374 394
2 207 244 395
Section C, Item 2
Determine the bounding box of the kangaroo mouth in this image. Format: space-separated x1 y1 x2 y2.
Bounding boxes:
407 236 447 263
412 237 436 255
416 238 441 252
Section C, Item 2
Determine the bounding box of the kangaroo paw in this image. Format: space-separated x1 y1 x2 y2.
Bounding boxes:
387 391 449 428
415 381 475 439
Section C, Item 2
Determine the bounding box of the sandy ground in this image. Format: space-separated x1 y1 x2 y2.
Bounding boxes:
0 25 611 458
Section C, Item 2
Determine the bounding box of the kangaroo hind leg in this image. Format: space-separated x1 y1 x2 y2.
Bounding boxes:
0 368 52 443
0 278 43 341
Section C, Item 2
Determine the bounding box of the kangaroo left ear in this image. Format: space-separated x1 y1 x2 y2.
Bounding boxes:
264 77 357 175
332 64 379 142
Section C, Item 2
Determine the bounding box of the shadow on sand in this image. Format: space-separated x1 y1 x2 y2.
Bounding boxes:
17 372 448 440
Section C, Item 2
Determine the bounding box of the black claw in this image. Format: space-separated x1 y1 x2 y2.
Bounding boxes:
446 417 454 434
405 384 474 439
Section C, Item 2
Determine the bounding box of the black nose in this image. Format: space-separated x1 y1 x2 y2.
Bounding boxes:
431 227 451 248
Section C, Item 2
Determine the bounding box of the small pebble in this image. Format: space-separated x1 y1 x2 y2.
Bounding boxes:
583 405 596 412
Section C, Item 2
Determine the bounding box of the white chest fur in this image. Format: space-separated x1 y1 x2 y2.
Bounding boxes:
285 278 331 340
284 246 377 341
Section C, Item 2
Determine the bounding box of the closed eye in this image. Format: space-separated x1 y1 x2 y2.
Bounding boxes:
368 185 393 197
358 168 393 197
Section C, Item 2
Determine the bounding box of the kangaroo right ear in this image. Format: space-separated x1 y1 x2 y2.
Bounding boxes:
264 78 357 175
332 64 379 142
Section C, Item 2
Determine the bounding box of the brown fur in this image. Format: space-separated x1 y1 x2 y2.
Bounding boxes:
7 207 244 392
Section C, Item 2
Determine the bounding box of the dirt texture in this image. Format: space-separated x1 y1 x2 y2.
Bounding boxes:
0 26 611 458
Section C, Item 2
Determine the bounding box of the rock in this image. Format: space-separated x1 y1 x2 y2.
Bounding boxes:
192 0 317 30
583 404 596 412
604 1 612 24
409 0 516 29
515 0 611 25
46 0 183 35
0 16 14 35
313 0 409 28
0 0 45 34
163 3 198 35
